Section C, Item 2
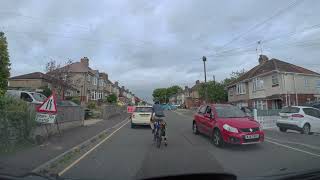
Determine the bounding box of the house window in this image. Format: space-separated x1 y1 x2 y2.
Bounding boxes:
304 79 309 87
99 80 104 87
63 74 67 81
236 83 246 95
316 80 320 88
253 77 264 91
93 77 97 85
272 74 279 85
91 91 95 100
87 75 91 82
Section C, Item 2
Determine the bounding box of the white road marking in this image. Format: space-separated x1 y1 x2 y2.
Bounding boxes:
266 139 320 158
32 118 129 173
266 137 320 151
58 120 130 176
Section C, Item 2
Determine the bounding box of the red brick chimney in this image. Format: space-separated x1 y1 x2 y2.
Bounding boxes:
80 57 89 67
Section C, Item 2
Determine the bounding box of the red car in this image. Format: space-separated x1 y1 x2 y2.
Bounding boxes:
193 104 264 147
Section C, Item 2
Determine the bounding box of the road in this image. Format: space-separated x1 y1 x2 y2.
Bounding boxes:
62 110 320 179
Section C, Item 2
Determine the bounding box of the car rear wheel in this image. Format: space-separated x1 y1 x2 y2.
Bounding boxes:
279 127 287 132
192 122 199 135
212 129 224 147
301 124 311 135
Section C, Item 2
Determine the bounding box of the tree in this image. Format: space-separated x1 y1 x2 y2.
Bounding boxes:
221 69 247 86
106 94 117 104
199 81 228 103
45 59 73 99
152 85 182 103
39 86 52 97
0 32 11 96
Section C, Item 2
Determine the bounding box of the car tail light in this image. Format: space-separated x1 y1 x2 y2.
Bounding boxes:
291 114 304 118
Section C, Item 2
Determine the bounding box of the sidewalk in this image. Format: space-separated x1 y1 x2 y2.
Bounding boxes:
0 113 129 176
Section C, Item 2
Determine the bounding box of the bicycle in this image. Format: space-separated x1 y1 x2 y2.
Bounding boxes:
153 119 167 148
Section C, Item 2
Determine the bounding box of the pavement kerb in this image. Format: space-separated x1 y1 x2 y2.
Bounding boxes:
32 117 129 176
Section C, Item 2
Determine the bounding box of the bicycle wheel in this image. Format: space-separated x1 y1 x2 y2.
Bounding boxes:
156 133 161 148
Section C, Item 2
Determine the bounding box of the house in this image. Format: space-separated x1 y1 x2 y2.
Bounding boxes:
8 72 77 98
46 57 102 102
227 55 320 110
112 81 120 97
98 72 112 100
169 94 177 104
188 80 204 107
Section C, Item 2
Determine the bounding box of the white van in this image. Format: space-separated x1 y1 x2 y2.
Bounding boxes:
6 90 47 104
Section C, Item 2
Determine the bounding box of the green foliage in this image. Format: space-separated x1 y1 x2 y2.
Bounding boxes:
152 85 182 103
199 81 228 103
87 101 96 109
0 32 11 97
106 94 117 104
39 86 52 97
0 96 36 152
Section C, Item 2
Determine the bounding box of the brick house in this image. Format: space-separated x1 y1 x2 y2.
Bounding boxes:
98 72 112 100
8 72 77 98
47 57 102 102
227 55 320 110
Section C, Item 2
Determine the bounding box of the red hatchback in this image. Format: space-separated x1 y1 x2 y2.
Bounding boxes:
193 104 264 147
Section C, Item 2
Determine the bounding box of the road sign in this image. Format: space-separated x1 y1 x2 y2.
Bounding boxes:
37 92 57 113
35 113 56 124
127 106 135 113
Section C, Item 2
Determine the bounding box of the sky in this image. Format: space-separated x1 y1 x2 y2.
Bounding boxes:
1 0 320 102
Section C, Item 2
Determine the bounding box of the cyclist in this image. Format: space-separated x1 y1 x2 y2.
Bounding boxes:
150 100 167 145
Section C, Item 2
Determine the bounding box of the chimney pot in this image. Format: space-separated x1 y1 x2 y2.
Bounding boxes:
196 80 200 85
258 55 268 64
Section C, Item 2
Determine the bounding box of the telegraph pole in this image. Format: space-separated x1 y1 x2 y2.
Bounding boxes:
202 56 207 103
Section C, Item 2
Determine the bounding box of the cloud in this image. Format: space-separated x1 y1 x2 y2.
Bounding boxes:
1 0 320 102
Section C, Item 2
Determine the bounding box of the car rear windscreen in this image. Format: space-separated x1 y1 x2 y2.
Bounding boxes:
280 107 300 113
135 107 152 112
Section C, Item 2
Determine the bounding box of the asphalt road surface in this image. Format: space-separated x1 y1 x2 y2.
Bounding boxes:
62 110 320 179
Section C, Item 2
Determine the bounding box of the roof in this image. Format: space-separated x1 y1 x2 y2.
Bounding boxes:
61 62 90 73
10 72 51 80
10 72 76 90
229 58 320 86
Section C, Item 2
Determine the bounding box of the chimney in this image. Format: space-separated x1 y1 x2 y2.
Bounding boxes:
122 86 125 90
185 86 189 90
105 73 108 80
258 55 268 65
196 80 200 85
115 81 118 87
80 57 89 67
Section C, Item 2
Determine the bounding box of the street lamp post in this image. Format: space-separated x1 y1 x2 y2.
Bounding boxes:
202 56 207 103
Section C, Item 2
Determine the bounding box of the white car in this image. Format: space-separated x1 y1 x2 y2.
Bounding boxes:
131 106 153 128
6 90 47 104
276 106 320 134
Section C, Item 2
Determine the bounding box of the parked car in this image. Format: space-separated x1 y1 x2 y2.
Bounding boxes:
131 106 153 128
193 104 264 147
6 90 47 104
276 106 320 134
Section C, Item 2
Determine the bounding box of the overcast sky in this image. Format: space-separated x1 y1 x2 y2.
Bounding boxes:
1 0 320 102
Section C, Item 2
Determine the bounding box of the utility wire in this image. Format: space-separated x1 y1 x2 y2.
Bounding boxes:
216 0 304 51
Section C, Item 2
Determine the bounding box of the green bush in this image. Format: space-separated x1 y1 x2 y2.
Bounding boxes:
87 101 96 109
106 94 117 104
0 96 36 152
39 86 52 97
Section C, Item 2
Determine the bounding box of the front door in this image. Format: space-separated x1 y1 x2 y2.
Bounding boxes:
202 106 214 136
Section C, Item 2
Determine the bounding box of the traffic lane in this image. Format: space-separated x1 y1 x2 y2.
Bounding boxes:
265 129 320 147
172 110 320 178
63 111 224 180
